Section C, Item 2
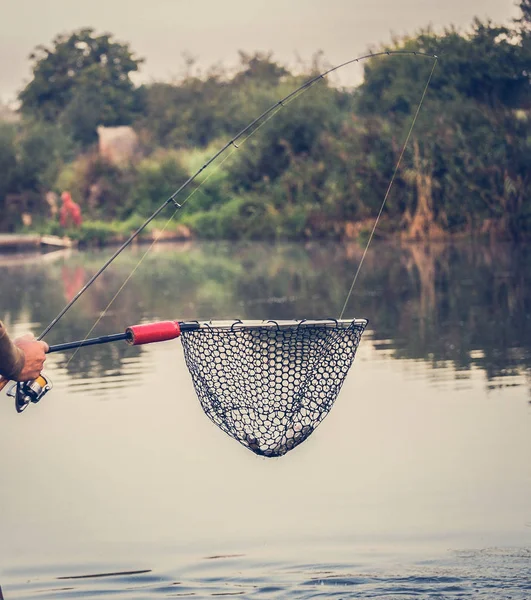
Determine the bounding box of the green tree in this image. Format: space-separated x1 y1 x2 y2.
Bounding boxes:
353 17 531 240
136 53 290 151
137 74 231 149
19 28 144 145
0 123 18 228
0 120 73 230
14 120 74 193
129 151 189 217
516 0 531 27
231 51 288 86
0 123 17 202
227 77 346 191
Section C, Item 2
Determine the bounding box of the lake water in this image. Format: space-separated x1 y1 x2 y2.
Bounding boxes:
0 240 530 598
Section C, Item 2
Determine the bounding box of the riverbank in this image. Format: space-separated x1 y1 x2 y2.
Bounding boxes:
2 213 528 254
0 218 193 253
0 233 75 251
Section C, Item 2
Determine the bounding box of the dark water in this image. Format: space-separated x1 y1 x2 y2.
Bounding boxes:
1 241 530 598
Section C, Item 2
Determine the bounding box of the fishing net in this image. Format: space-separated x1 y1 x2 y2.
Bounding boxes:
180 319 367 457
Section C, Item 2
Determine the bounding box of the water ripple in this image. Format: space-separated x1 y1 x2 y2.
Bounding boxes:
3 547 530 599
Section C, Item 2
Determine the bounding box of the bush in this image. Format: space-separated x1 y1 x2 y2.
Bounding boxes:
129 150 188 217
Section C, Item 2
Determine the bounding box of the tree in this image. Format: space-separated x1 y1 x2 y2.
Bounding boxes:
137 74 232 149
0 123 18 223
19 28 144 145
358 21 529 114
14 120 74 193
136 53 290 151
0 120 73 230
516 0 531 27
231 52 288 86
352 20 531 240
227 77 345 191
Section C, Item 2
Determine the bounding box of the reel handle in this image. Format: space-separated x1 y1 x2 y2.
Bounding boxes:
6 375 53 412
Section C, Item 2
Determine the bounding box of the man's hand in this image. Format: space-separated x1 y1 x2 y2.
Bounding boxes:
13 334 49 381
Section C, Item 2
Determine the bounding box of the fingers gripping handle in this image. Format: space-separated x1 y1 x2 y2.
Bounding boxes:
2 320 181 385
126 320 181 345
21 320 184 355
1 321 182 409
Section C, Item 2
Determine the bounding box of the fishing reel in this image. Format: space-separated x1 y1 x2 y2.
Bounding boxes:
7 374 53 413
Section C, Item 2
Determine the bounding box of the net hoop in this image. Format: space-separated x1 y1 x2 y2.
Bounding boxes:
180 318 368 331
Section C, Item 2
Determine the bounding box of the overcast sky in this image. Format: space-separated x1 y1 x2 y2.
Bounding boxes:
0 0 520 104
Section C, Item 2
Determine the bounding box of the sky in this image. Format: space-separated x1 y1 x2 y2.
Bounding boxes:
0 0 520 104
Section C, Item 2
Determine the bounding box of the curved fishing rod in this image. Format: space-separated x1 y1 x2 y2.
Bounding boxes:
8 317 369 412
39 49 437 341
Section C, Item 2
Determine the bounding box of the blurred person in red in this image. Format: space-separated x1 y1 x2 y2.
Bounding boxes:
59 191 82 228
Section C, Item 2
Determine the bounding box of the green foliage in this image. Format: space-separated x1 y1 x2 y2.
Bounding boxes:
181 196 270 240
227 78 346 191
136 78 229 149
73 155 134 220
232 51 289 86
181 193 315 241
135 52 294 152
129 151 189 217
0 123 17 205
18 28 144 145
359 21 530 114
309 115 397 220
15 119 74 192
517 0 531 25
0 119 73 230
352 16 531 239
3 7 531 241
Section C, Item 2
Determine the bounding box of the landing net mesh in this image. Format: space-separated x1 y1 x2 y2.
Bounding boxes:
180 319 367 457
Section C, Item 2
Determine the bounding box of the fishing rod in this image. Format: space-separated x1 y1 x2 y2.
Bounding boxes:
7 319 194 412
1 50 437 418
7 318 367 413
38 50 437 342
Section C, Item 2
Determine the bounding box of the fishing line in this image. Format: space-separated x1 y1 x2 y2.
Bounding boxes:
38 50 437 345
338 56 438 320
62 203 182 368
4 52 442 451
63 103 294 367
63 83 331 363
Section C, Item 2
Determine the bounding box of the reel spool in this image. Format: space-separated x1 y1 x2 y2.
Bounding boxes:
7 375 53 413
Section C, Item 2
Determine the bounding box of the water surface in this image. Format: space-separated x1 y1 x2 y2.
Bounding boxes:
1 241 530 598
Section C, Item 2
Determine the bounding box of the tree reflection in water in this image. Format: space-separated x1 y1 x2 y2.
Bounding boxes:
0 241 529 391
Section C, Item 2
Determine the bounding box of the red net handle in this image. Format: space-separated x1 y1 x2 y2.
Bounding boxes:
126 321 181 345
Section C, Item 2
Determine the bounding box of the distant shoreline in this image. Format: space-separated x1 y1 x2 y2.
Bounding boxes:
1 225 528 256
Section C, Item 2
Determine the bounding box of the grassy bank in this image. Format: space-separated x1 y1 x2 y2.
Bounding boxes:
26 214 192 248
